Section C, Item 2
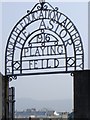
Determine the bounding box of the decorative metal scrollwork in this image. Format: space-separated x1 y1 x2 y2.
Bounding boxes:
5 2 84 78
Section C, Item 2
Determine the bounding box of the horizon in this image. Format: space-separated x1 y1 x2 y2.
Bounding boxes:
16 97 72 112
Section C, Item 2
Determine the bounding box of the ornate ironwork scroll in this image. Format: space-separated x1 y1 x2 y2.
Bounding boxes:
5 2 84 77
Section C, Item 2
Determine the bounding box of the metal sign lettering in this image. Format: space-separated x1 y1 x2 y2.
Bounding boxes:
5 2 84 78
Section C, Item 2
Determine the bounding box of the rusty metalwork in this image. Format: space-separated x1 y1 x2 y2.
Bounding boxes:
5 2 84 78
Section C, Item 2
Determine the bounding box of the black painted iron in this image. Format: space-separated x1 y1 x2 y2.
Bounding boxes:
5 2 84 80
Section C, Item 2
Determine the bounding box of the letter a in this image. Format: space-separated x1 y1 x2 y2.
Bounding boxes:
39 20 46 29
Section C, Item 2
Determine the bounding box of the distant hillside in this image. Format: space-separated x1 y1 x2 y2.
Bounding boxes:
16 98 72 112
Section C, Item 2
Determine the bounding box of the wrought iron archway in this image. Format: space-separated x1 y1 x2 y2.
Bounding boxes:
5 1 84 79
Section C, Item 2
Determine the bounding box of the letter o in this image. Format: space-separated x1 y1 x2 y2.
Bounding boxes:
60 29 67 38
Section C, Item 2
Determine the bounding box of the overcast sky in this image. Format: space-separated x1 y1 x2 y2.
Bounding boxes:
0 0 90 2
0 0 89 111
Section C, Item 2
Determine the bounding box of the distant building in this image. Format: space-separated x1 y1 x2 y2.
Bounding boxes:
60 112 69 119
15 109 69 120
15 108 54 118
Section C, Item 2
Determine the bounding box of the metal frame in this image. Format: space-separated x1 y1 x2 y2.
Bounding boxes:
5 2 84 79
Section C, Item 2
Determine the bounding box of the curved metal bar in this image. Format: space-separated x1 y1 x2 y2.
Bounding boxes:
5 2 84 78
20 29 67 74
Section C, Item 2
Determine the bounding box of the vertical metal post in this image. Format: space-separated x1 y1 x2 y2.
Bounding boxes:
12 87 15 120
9 87 15 120
4 76 9 120
73 70 90 119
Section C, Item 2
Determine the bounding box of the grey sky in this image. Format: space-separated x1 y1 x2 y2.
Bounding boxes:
0 1 89 111
0 0 90 2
